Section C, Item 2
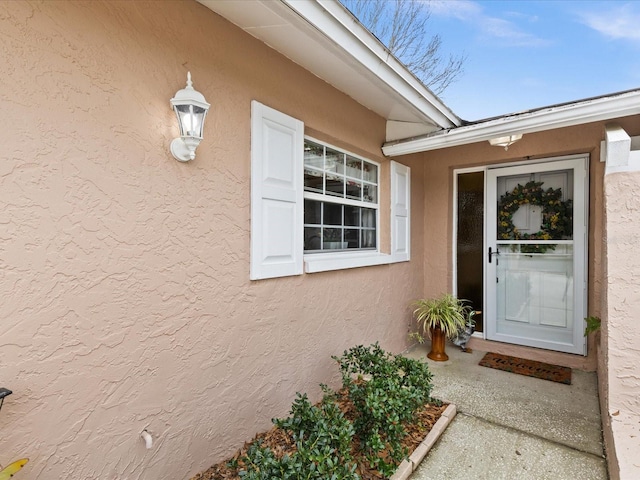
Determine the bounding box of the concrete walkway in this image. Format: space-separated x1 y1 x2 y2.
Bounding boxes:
404 345 608 480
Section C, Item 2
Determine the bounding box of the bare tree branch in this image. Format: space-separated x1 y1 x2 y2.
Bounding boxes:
341 0 466 96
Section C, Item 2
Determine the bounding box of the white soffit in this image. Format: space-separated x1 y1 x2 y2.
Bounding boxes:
383 89 640 156
197 0 460 136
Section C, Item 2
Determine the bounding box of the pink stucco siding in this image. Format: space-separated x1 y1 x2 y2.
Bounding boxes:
0 2 423 478
603 167 640 479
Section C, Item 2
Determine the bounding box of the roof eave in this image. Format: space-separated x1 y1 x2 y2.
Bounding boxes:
382 89 640 156
198 0 461 131
289 0 461 129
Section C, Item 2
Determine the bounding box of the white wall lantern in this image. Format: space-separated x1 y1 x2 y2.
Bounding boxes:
170 72 210 162
488 134 523 151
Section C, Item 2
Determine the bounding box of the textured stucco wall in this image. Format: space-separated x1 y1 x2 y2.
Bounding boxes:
0 2 423 479
602 168 640 479
413 117 640 370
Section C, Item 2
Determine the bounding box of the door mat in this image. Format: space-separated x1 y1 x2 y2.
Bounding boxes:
479 352 572 385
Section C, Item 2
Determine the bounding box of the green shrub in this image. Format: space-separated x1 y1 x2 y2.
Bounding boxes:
240 393 358 480
333 343 433 477
238 344 434 479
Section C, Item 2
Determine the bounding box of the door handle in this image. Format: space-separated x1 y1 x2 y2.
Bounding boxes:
488 246 500 263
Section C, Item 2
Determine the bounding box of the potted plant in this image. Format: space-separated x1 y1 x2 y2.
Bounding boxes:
409 294 470 361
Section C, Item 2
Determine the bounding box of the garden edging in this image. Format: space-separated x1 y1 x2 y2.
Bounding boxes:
389 404 457 480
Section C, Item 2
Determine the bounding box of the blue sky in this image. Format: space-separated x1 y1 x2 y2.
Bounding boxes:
426 0 640 120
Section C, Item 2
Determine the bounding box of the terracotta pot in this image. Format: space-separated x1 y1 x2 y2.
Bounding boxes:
427 326 449 361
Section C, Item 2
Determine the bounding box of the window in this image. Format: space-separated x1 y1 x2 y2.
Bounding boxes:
250 101 410 280
303 139 379 253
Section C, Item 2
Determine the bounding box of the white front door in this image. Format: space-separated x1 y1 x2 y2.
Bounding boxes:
486 157 588 355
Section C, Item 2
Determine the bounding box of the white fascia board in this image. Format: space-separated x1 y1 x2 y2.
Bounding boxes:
281 0 461 129
382 90 640 156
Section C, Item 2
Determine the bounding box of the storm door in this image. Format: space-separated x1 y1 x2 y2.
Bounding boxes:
485 157 588 355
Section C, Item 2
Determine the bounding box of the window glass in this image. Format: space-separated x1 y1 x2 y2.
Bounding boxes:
346 156 362 179
363 184 377 203
304 227 321 251
346 180 362 201
345 229 359 248
304 141 324 168
304 141 324 194
364 163 378 183
324 203 342 225
344 205 359 226
304 199 321 224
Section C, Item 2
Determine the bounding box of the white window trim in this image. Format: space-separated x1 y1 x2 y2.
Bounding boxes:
303 136 380 256
304 158 410 272
304 251 394 273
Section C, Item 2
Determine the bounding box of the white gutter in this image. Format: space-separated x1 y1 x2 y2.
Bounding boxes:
382 89 640 156
282 0 461 129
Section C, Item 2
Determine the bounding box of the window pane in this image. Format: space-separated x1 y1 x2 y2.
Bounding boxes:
361 229 376 248
323 227 345 250
304 227 321 251
344 205 359 226
326 174 344 197
346 156 362 179
324 203 342 225
364 163 377 183
304 141 324 193
304 199 321 224
363 184 377 203
361 208 376 228
325 148 344 196
346 179 362 200
304 141 324 169
304 168 323 193
325 148 343 175
345 228 360 248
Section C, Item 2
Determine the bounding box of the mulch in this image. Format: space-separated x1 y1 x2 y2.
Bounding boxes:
190 388 447 480
478 352 572 385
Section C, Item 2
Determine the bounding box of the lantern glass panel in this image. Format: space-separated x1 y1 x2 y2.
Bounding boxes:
174 104 207 138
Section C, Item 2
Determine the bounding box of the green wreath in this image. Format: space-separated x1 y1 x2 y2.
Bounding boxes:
498 181 573 254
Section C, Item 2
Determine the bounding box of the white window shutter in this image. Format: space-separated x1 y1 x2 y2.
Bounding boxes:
250 101 304 280
391 161 411 262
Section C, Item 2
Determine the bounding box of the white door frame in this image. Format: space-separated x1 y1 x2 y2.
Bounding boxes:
453 155 589 354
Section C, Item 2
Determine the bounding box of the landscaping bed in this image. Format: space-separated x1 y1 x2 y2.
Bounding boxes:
191 396 446 480
190 344 446 480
